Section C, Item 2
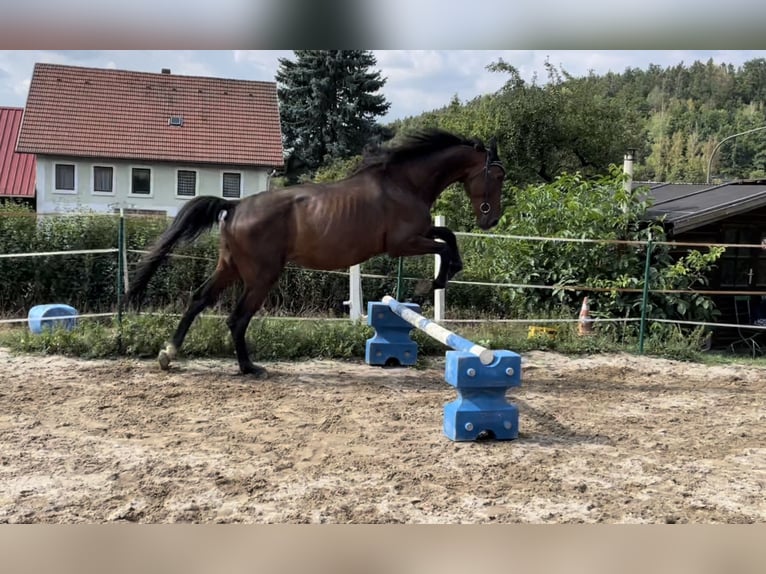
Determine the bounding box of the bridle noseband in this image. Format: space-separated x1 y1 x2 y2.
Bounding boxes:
480 151 506 215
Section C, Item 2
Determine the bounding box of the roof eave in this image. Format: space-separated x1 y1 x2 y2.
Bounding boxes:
19 149 284 169
657 191 766 235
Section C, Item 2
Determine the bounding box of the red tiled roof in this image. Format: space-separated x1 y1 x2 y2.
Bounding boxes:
0 107 36 197
17 63 284 168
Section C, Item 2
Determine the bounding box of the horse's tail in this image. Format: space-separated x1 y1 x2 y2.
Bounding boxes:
127 196 238 307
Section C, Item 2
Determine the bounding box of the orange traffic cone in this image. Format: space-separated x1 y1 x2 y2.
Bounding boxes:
578 297 593 336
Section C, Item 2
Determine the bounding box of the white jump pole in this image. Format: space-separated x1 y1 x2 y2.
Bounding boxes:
382 295 494 365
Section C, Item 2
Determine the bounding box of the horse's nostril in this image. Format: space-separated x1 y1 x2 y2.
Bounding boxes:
489 218 499 227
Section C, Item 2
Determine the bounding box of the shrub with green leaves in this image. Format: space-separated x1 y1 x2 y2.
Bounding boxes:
0 206 119 315
451 168 723 326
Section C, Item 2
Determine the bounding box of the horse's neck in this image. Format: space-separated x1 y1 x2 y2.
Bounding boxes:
401 147 477 206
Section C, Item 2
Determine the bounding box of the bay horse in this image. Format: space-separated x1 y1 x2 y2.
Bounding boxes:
127 129 506 377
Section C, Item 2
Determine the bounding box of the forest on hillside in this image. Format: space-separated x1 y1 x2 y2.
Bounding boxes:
386 57 766 186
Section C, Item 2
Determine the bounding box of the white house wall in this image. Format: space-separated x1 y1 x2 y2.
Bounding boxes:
36 156 271 216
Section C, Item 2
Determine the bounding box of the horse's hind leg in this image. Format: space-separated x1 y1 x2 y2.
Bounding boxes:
226 271 280 377
158 262 237 370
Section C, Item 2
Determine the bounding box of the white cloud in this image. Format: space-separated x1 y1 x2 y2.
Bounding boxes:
374 51 447 83
13 78 30 97
233 50 290 65
170 52 215 78
3 50 766 123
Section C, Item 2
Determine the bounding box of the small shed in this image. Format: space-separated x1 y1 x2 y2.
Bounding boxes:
639 180 766 345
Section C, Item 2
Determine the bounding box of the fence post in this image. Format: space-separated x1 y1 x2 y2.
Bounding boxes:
116 208 125 352
395 257 404 300
347 264 363 322
434 215 446 322
638 232 653 354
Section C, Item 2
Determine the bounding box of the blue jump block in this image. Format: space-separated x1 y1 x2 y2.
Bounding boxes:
443 349 522 441
365 301 420 366
28 304 78 334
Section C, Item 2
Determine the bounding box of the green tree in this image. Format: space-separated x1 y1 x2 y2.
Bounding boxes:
486 60 643 185
276 50 390 181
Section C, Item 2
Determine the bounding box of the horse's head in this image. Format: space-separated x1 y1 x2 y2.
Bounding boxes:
463 137 505 230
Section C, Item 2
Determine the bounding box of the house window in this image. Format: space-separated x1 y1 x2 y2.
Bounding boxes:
93 166 114 194
176 170 197 197
55 163 76 193
131 167 151 195
222 172 242 198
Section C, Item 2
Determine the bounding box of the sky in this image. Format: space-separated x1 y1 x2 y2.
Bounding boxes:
2 50 766 123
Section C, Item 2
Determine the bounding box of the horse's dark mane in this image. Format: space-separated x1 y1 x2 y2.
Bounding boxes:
357 129 484 172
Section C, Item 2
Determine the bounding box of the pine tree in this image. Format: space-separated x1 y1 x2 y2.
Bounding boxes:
276 50 391 181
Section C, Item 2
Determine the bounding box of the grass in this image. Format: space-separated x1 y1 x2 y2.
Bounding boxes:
698 351 766 367
0 311 723 364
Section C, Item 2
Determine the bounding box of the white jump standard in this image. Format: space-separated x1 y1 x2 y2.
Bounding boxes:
365 296 522 441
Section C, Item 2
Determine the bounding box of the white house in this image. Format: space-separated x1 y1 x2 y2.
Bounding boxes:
16 63 284 216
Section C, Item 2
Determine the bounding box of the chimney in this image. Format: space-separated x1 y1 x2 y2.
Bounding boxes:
161 68 171 74
623 149 635 193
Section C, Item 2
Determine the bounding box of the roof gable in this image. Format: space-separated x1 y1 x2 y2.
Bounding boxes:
0 107 36 197
16 63 284 168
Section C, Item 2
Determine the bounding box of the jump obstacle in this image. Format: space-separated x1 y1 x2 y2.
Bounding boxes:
27 304 78 334
365 296 521 441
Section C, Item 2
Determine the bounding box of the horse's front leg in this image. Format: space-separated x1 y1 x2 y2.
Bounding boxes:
426 226 463 282
388 233 454 290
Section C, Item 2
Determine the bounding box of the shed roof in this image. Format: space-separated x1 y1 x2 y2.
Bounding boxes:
635 180 766 235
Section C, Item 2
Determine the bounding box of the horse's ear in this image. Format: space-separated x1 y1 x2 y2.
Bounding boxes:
487 136 500 159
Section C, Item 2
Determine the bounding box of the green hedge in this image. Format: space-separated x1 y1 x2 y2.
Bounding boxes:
0 206 120 315
0 205 446 318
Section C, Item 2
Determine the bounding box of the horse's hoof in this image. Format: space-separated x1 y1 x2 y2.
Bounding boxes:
448 263 463 277
165 343 177 360
158 350 171 370
240 364 268 379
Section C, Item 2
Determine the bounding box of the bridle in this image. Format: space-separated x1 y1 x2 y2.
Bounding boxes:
480 150 506 215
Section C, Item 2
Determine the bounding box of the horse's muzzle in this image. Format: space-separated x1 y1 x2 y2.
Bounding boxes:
479 217 499 230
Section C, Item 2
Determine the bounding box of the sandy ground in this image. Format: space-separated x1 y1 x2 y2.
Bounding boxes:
0 347 764 524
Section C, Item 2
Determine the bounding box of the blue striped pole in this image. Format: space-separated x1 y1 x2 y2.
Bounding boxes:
382 295 495 365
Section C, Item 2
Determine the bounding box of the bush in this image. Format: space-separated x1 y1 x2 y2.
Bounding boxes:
454 169 723 329
0 206 119 315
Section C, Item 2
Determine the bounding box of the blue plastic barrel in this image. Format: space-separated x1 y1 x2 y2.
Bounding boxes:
27 304 78 334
